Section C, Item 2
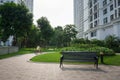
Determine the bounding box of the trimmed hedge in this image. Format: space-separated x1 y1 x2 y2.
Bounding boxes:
61 46 115 56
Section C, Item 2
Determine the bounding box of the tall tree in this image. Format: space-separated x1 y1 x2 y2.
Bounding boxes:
0 2 33 46
50 26 64 47
27 25 41 47
63 24 77 46
37 17 53 47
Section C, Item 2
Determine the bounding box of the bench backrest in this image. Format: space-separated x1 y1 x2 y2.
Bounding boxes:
61 51 97 60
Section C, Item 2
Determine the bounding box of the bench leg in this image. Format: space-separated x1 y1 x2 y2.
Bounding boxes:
94 57 98 69
60 56 63 68
60 59 62 68
95 61 98 69
96 61 98 69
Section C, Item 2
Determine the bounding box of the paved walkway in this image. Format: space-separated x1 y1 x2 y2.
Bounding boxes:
0 54 120 80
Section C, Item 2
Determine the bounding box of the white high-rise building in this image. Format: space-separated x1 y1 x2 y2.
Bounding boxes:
74 0 120 40
0 0 33 13
0 0 19 4
74 0 84 38
24 0 33 13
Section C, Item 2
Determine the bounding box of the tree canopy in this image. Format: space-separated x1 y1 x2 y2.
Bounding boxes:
37 17 54 46
0 2 33 42
50 26 64 47
63 24 77 46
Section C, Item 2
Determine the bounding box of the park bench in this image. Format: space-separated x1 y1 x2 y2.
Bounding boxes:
60 51 99 69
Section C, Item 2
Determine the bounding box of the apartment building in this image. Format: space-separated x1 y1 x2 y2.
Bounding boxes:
0 0 33 13
24 0 33 13
74 0 84 38
74 0 120 40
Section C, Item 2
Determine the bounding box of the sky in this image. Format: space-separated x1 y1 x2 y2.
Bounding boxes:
33 0 73 27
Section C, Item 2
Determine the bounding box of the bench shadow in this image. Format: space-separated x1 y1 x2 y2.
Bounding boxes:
61 67 107 73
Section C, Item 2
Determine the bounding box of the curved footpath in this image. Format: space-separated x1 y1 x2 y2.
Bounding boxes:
0 53 120 80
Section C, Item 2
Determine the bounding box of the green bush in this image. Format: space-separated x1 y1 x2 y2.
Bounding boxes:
89 47 115 56
112 47 120 53
90 39 104 46
61 46 115 56
71 44 96 48
61 47 86 51
71 38 86 44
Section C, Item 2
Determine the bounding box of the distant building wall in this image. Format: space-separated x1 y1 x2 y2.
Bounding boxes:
0 0 33 13
0 46 19 55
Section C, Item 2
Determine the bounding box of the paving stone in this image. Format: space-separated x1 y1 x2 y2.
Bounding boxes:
0 54 120 80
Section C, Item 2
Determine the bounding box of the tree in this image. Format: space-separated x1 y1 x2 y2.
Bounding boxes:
63 24 77 46
104 35 119 48
50 26 64 47
37 17 54 47
27 25 41 47
0 2 33 46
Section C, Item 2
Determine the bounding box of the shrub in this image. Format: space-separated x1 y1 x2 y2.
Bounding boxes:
89 47 115 56
61 46 115 56
104 35 120 48
71 38 86 44
90 39 104 46
71 43 96 48
60 46 84 51
112 47 120 53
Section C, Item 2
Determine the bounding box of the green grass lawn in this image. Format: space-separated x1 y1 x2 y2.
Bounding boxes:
104 55 120 66
30 52 120 66
30 52 61 63
0 48 34 59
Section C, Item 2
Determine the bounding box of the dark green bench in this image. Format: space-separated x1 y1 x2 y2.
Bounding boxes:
60 51 99 69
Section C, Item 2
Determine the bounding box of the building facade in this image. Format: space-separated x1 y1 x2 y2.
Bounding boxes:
24 0 33 13
74 0 120 40
74 0 84 38
0 0 33 13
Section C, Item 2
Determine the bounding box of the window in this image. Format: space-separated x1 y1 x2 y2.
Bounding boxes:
110 14 114 20
94 12 98 19
89 0 92 8
94 0 97 4
110 4 113 11
90 23 93 28
94 5 97 11
0 0 3 3
118 8 120 17
97 10 99 17
103 8 107 15
115 10 117 18
90 9 92 15
103 17 108 24
114 0 116 8
90 16 93 21
91 31 97 37
103 0 107 6
118 0 120 6
94 20 98 27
